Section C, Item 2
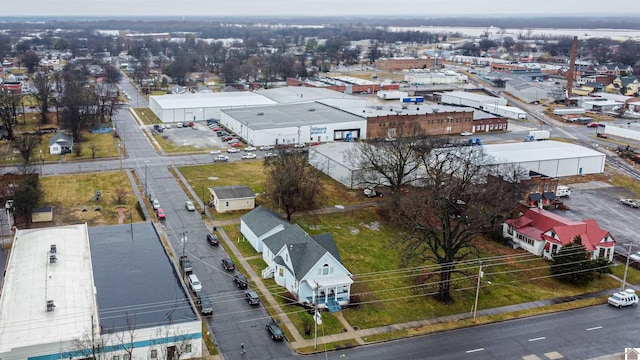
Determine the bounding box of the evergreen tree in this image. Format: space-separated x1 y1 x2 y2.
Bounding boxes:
550 235 597 285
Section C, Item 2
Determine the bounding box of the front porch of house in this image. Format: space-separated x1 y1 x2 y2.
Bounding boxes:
304 275 353 313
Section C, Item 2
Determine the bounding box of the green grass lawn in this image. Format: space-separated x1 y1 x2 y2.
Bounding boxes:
133 108 162 125
293 209 621 330
178 162 365 221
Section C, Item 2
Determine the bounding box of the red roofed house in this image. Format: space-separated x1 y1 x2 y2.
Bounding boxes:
502 208 615 261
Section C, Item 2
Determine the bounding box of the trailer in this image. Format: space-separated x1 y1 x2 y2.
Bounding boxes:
525 130 550 141
480 103 527 120
377 90 408 100
553 107 586 116
439 91 507 110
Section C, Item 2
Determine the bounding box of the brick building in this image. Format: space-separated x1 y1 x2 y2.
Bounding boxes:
365 108 474 139
375 57 435 71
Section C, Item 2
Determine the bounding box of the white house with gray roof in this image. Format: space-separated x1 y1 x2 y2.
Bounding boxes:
208 185 256 213
240 206 353 311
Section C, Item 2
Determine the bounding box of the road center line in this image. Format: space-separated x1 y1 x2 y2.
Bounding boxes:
466 348 485 353
586 326 603 331
528 337 546 342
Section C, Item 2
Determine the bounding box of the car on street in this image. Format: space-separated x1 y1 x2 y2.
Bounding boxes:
586 122 603 128
210 150 221 155
241 153 257 160
222 258 235 271
294 143 306 148
263 152 277 158
233 274 248 289
152 199 161 210
608 289 638 308
460 132 473 136
230 142 243 147
196 291 213 315
206 233 219 246
260 145 274 151
629 251 640 262
185 200 196 211
620 198 640 208
156 208 166 220
213 154 229 162
227 148 239 153
188 274 202 293
266 323 284 341
596 133 607 138
245 146 257 152
244 290 260 305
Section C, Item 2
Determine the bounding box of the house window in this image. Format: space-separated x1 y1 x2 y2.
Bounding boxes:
185 344 192 353
151 350 158 359
322 264 330 275
507 226 513 235
124 355 130 360
113 357 120 360
279 268 284 277
544 183 549 192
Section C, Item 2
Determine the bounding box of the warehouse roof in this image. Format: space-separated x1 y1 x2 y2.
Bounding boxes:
256 86 360 104
151 91 277 110
342 103 474 118
440 90 504 102
222 102 366 130
483 140 605 165
89 223 197 333
0 224 97 353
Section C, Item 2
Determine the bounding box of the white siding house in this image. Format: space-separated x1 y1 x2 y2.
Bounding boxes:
240 206 353 311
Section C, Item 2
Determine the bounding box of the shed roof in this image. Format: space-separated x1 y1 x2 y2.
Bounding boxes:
210 185 256 200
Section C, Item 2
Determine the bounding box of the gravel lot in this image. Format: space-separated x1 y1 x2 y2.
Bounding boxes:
155 122 232 149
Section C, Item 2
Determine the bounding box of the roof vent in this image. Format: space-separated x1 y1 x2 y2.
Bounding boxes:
394 110 403 114
401 105 408 109
433 107 439 113
308 108 316 112
375 105 383 110
257 112 264 116
49 253 57 263
50 244 57 254
46 300 56 312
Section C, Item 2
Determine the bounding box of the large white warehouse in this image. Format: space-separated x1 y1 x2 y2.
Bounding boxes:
149 92 277 123
482 140 605 177
221 102 367 146
440 91 508 109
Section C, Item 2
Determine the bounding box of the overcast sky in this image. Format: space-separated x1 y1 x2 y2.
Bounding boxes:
2 0 639 17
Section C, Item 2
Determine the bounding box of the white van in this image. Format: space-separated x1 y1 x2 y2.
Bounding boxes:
608 289 638 308
556 186 571 197
188 274 202 293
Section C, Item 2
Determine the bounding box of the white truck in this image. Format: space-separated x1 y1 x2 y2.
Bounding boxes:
213 155 229 162
556 186 571 197
525 130 550 142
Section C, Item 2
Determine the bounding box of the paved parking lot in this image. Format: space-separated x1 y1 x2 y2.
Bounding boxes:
154 122 232 149
551 181 639 247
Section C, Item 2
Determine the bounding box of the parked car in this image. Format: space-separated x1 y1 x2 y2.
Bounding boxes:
260 145 274 151
156 208 166 220
197 290 213 315
460 132 473 136
233 274 248 289
176 122 184 128
179 255 192 273
187 122 195 127
207 233 219 246
185 200 196 211
227 148 240 153
263 152 278 158
212 127 221 131
245 146 257 152
596 133 607 138
188 274 202 292
152 199 161 210
245 290 260 305
266 322 284 341
230 142 243 147
620 198 640 208
210 150 222 155
222 258 235 271
608 289 638 308
222 136 235 142
629 251 640 262
586 122 601 128
241 153 257 160
213 154 229 162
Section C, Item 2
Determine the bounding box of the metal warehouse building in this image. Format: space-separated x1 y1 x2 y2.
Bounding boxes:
482 141 606 177
149 92 277 123
221 102 367 147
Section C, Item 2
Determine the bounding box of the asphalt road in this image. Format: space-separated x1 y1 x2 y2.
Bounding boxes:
308 304 640 360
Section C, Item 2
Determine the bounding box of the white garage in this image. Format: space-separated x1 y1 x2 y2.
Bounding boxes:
220 102 367 147
149 92 277 123
482 141 606 177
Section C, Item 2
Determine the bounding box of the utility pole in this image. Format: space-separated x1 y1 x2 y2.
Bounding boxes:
144 162 149 198
472 263 484 321
622 243 633 290
181 232 188 258
314 280 319 350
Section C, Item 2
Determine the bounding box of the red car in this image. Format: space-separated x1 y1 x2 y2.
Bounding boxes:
586 122 600 128
156 208 166 220
213 127 221 132
187 122 195 127
230 142 243 147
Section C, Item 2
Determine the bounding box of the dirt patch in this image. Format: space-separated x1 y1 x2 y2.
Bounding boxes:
361 221 381 231
116 207 128 224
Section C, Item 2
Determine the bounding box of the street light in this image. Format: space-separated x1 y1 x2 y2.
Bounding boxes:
118 143 122 171
39 150 44 175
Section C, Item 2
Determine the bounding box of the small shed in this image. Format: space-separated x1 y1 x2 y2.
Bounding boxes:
48 133 74 155
208 185 256 213
31 206 53 223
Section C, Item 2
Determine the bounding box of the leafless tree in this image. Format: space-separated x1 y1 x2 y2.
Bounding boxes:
32 72 53 124
263 149 324 222
113 315 136 360
114 188 128 205
13 133 41 163
0 92 21 140
388 143 525 304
